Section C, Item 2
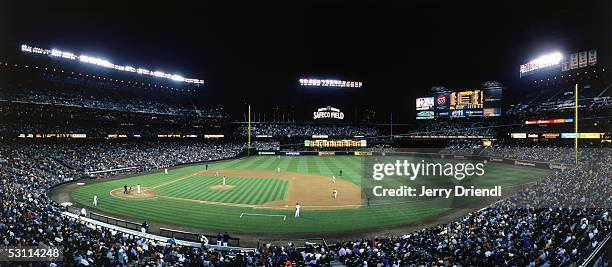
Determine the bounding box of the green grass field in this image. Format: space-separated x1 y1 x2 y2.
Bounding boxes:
71 156 550 234
156 176 287 205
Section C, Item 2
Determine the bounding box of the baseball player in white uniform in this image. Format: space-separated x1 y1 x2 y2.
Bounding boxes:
136 184 141 194
332 189 338 199
222 176 227 186
277 167 281 173
295 203 301 217
164 168 168 175
332 176 336 183
93 194 98 206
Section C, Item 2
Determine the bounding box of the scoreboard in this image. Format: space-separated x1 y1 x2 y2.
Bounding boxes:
450 90 483 110
417 89 501 119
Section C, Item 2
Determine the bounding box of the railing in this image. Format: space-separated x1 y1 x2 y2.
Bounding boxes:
61 211 199 247
90 212 142 231
580 233 611 267
86 166 142 176
257 238 327 251
159 228 241 247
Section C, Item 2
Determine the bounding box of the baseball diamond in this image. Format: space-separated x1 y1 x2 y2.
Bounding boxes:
68 155 549 235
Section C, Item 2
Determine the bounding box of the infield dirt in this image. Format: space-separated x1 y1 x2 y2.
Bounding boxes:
110 169 362 210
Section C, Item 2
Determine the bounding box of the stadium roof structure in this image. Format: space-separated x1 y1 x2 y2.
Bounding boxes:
20 44 205 85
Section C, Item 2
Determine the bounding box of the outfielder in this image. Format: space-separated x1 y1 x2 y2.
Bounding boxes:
294 203 301 217
164 168 168 175
277 167 281 173
93 194 98 206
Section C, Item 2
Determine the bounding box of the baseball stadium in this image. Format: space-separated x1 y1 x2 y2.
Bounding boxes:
1 1 611 266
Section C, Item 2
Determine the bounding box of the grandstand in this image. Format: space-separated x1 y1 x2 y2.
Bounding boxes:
507 67 612 116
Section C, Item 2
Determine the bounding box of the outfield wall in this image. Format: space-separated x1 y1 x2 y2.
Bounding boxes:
255 149 572 171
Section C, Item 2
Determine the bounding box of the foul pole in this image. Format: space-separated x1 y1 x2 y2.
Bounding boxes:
574 84 578 165
248 105 251 150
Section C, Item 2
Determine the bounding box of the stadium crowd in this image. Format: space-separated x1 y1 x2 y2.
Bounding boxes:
235 124 380 138
0 141 609 266
408 122 496 137
1 141 247 179
4 90 203 116
483 145 580 164
332 146 610 266
439 140 484 155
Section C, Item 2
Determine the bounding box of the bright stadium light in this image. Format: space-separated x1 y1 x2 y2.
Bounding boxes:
20 44 204 84
299 78 362 88
170 74 185 82
520 51 564 77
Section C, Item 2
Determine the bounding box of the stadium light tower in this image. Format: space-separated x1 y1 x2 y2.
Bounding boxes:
21 44 205 84
534 52 563 65
520 51 564 78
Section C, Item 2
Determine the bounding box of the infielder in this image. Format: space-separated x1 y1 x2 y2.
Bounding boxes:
332 176 336 183
93 194 98 206
294 203 301 217
277 167 281 173
332 189 337 199
222 176 226 186
136 184 141 194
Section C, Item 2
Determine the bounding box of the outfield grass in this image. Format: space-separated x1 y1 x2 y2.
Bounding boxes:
71 156 550 234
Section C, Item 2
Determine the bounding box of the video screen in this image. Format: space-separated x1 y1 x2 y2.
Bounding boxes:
450 90 483 110
416 97 435 110
416 89 501 119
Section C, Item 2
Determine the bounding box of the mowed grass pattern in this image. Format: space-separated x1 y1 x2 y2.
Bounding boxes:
71 156 550 233
156 176 287 205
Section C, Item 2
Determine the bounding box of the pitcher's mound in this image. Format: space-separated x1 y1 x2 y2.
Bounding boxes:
210 185 236 190
110 188 157 200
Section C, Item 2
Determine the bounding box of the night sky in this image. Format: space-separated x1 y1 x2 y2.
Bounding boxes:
1 0 610 121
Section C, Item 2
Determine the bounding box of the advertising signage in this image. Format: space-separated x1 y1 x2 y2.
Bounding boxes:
416 89 501 119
